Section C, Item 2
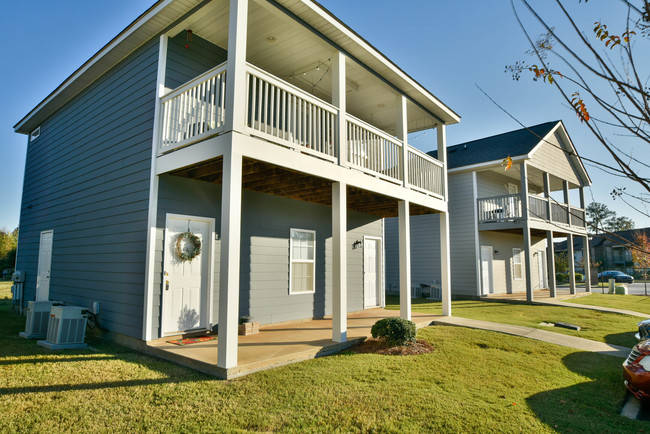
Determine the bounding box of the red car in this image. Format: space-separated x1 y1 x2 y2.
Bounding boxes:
623 340 650 399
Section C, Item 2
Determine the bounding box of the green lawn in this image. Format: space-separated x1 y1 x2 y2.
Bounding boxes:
386 296 639 348
0 296 645 432
564 293 650 315
0 280 12 299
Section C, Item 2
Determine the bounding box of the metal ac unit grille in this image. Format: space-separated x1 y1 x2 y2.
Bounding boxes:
26 310 50 335
46 316 60 343
46 317 87 345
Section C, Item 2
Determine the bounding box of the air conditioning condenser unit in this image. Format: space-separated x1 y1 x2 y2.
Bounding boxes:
37 305 88 350
19 300 58 339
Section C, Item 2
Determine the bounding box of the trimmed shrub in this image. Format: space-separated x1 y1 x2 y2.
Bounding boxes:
556 272 569 282
574 273 584 282
371 317 417 347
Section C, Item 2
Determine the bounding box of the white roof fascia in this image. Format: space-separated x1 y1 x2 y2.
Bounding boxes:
278 0 460 125
447 155 528 174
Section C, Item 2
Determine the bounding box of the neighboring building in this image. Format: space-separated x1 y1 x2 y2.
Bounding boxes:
13 0 459 376
554 237 586 274
386 121 591 300
583 228 650 275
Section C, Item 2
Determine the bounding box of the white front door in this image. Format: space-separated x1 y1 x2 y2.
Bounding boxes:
537 250 546 289
364 238 381 308
35 230 54 301
162 215 212 335
480 245 494 295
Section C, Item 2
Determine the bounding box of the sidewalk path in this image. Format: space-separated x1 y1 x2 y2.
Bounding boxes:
534 298 648 318
432 316 631 358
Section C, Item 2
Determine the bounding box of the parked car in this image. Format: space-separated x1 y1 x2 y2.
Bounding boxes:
597 270 634 284
636 319 650 341
624 340 650 399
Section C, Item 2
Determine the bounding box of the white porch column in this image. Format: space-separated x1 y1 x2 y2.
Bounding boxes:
440 212 451 316
332 182 347 343
547 231 556 297
225 0 248 133
520 163 534 302
567 233 576 295
579 186 587 229
217 149 243 369
437 124 451 316
397 95 408 187
332 52 347 167
563 180 572 226
398 200 411 320
583 235 592 292
543 172 552 222
143 34 168 341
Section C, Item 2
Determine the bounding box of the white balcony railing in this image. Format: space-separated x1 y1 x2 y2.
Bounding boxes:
158 61 446 199
478 193 586 229
408 147 444 197
245 63 338 162
159 62 227 154
477 194 523 223
346 115 403 184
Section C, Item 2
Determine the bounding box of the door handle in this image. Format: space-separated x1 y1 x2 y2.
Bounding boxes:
165 280 170 291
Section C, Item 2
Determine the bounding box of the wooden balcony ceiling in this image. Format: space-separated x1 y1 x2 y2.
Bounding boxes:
169 157 433 218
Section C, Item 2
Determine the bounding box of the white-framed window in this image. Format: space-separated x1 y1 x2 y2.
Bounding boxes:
513 248 523 280
289 228 315 294
30 126 41 141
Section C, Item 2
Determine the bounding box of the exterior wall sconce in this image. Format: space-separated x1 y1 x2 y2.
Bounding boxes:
493 250 499 256
352 240 362 250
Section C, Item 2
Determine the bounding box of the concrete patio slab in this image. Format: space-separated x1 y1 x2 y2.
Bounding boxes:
145 308 440 379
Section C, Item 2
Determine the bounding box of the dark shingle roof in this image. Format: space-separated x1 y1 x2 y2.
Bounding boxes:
429 121 559 169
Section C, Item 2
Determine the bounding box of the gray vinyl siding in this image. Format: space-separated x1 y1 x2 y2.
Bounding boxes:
15 39 159 338
528 131 581 185
448 172 479 295
165 31 227 90
477 171 517 198
479 232 547 294
384 214 441 292
153 175 382 338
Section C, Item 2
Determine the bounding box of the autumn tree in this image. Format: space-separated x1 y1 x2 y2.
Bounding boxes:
507 1 650 209
631 230 650 295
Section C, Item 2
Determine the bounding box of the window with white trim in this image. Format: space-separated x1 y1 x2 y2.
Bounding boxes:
289 228 315 294
513 248 523 280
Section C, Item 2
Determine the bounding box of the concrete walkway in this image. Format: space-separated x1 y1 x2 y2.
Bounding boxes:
535 297 648 318
432 316 631 358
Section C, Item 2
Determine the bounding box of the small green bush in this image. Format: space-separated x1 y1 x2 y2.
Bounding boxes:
575 273 584 282
556 272 568 282
371 317 416 347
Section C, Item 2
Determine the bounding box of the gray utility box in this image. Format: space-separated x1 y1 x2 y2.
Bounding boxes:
19 301 58 339
37 305 88 350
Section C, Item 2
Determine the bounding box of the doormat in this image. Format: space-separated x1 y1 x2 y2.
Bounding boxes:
168 335 217 346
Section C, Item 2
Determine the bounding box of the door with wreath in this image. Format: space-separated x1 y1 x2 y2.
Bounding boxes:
161 214 213 335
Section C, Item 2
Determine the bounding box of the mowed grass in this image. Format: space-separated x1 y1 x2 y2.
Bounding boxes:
0 296 645 432
386 296 639 348
564 293 650 315
0 280 12 299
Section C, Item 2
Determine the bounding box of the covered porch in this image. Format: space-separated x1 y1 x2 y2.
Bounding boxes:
146 307 440 379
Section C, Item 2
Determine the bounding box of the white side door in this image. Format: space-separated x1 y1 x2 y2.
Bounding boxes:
161 215 213 336
480 245 494 295
35 230 54 301
364 238 381 308
537 249 546 289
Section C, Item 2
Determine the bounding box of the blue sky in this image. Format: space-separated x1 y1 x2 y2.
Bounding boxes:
1 1 647 230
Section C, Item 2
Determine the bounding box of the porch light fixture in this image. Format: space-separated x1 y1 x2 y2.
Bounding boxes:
494 249 499 256
352 240 362 250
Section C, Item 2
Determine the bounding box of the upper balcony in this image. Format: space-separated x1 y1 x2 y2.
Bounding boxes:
474 163 588 235
157 60 445 198
151 0 459 211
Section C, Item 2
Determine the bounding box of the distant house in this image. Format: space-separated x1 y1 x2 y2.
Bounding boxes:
386 121 592 300
12 0 459 377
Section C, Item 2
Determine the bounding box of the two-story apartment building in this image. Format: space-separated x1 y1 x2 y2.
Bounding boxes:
13 0 459 377
386 121 591 300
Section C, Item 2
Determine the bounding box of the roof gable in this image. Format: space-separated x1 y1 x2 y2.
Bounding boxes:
428 121 558 169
